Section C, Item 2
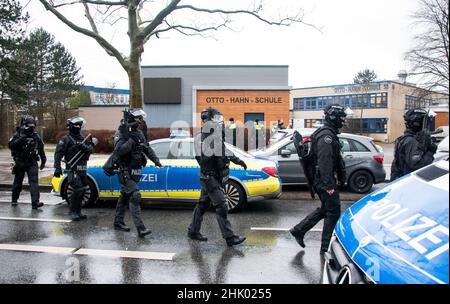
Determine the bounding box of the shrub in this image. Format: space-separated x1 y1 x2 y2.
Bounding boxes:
53 129 115 154
86 130 115 154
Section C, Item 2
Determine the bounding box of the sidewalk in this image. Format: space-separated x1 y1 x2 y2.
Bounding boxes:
0 146 108 184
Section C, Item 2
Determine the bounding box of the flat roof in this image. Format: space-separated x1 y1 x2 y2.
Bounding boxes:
141 65 289 68
82 85 129 95
292 80 450 95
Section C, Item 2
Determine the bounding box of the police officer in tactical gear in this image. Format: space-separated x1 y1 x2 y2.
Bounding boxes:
188 107 247 246
290 104 347 254
391 108 437 181
113 108 162 237
8 116 46 209
54 116 95 221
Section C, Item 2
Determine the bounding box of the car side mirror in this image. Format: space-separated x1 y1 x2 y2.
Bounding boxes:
280 149 292 157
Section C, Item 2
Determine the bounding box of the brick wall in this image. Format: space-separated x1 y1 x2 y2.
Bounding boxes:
196 90 290 128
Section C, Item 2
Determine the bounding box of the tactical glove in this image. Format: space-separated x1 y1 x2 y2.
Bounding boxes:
40 162 46 170
239 160 247 170
428 142 438 154
54 167 62 177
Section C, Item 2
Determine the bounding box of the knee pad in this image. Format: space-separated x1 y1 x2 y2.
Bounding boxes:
130 191 141 205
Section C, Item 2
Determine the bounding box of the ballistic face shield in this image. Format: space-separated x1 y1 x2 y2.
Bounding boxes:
67 116 86 136
404 108 427 132
324 104 347 129
20 116 37 135
128 108 147 128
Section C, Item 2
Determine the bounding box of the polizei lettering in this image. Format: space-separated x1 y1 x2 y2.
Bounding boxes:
356 198 449 260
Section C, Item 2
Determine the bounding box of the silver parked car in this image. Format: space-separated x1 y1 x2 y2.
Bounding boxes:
252 130 386 193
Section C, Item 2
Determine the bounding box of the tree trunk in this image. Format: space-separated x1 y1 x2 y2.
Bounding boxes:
127 58 143 109
0 100 8 146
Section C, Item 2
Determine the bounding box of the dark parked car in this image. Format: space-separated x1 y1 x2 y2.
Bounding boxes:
252 130 386 193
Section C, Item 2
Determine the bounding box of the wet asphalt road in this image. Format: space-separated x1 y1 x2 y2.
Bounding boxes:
0 191 353 284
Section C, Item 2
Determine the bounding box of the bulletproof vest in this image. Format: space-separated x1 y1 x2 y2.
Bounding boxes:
309 126 341 172
117 129 147 169
199 129 227 176
391 132 416 179
65 134 89 167
14 133 39 161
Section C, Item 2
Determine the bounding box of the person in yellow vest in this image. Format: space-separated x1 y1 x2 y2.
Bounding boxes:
225 117 238 146
253 119 266 150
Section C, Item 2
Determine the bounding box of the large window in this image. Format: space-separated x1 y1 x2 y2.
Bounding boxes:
304 119 324 128
405 95 431 109
343 118 388 134
293 92 388 111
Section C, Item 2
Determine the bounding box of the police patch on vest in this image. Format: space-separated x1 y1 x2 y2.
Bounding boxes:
324 135 333 144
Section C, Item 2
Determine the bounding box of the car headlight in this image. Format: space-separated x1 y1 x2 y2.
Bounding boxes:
323 233 372 284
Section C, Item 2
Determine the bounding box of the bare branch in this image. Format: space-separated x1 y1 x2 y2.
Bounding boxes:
406 0 449 93
139 0 181 39
146 19 231 43
81 1 99 34
174 4 321 32
79 0 126 5
39 0 127 69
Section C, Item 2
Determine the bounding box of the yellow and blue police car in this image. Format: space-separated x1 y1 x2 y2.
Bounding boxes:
51 138 282 212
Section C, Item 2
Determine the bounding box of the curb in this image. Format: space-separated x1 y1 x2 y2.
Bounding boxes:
0 183 52 192
0 185 376 201
280 191 365 202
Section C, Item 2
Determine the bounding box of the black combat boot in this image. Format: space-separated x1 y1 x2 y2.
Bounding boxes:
11 200 18 207
77 212 87 220
137 227 152 238
188 232 208 242
290 228 305 248
114 222 131 232
69 212 80 221
32 202 44 210
226 235 246 247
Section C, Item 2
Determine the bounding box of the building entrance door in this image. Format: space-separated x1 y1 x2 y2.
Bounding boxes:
244 113 265 124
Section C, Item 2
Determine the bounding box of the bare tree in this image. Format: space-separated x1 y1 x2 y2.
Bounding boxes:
406 0 449 93
104 81 118 104
38 0 317 108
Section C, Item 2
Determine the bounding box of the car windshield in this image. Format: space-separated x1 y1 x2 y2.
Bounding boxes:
150 139 254 159
225 143 254 159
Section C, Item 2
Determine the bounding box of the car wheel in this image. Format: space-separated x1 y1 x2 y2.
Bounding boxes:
348 170 374 194
225 180 246 213
63 178 98 208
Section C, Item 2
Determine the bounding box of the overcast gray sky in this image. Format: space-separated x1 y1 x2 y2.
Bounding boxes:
25 0 421 90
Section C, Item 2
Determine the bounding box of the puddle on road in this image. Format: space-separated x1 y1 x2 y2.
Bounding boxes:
245 231 278 246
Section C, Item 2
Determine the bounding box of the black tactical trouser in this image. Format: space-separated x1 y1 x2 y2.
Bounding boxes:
67 169 89 214
188 175 234 240
114 170 146 229
293 188 341 252
12 159 40 207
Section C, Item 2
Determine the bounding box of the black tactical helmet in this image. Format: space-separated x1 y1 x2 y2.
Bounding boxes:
66 116 86 136
200 107 224 124
128 108 147 128
404 108 427 132
324 104 346 129
20 116 36 135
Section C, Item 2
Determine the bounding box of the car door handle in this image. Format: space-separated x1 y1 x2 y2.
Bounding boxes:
344 155 353 158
